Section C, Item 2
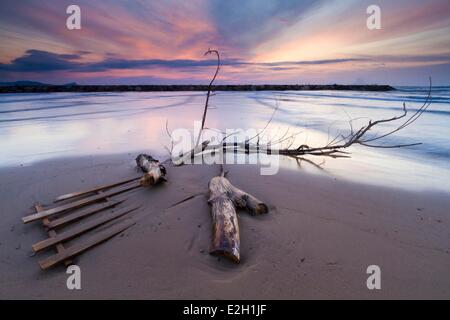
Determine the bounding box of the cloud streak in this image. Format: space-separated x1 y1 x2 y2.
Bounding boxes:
0 49 370 73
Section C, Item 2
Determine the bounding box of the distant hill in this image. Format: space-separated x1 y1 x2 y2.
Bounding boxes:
0 81 78 87
0 81 50 87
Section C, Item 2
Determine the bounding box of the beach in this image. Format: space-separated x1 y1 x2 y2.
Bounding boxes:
1 152 449 299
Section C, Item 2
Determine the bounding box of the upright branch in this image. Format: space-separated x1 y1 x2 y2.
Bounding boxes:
195 49 220 148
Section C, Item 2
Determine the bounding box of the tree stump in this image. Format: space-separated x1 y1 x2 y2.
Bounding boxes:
208 175 268 263
135 154 167 186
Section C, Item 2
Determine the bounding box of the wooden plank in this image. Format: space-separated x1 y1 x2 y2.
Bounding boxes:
54 176 140 203
46 199 123 229
32 206 138 252
38 220 135 270
35 203 72 266
22 181 141 224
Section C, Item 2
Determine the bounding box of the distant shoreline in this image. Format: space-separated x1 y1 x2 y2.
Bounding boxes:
0 84 395 94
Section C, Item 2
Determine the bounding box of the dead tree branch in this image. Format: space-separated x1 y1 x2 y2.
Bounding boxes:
195 49 220 148
195 78 432 162
167 49 432 167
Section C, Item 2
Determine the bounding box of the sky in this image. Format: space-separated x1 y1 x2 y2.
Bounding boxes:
0 0 449 85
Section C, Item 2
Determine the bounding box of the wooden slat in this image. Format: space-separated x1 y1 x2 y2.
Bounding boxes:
32 206 138 252
22 181 141 224
54 176 140 203
35 203 72 266
38 220 135 270
46 199 124 229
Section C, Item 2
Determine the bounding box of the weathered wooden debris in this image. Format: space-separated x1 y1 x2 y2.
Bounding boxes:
46 199 124 229
22 181 140 224
135 154 167 186
22 155 169 271
22 149 271 270
35 203 72 266
208 175 268 263
32 206 138 252
54 176 140 202
38 220 135 270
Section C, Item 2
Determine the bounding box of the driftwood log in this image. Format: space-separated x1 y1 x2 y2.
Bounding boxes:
208 175 268 263
135 154 167 186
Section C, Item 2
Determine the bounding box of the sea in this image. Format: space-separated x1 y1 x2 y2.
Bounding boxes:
0 86 449 192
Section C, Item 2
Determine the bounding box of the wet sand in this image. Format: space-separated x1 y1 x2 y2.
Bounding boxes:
1 153 449 299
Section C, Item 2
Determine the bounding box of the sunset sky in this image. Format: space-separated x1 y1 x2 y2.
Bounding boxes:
0 0 449 85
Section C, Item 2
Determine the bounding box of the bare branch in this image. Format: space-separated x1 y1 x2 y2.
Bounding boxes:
171 49 432 167
195 49 220 148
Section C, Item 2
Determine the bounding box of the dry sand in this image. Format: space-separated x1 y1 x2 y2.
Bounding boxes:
0 153 449 299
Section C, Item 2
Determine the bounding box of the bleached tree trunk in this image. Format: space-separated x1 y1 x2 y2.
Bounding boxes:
208 176 268 263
